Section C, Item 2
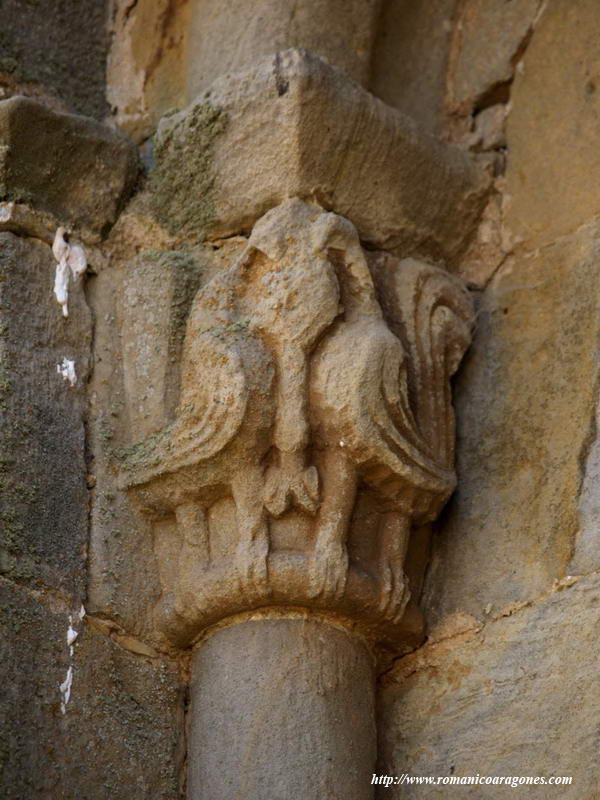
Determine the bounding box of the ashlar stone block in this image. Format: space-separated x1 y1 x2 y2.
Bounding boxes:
0 233 90 595
151 48 489 265
0 96 138 236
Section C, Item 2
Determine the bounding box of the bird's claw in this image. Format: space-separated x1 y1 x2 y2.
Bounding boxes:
264 464 320 517
308 542 348 602
233 542 270 603
378 560 410 624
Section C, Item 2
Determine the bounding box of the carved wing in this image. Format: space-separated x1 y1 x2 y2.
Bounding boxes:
311 251 473 520
369 256 474 501
121 256 270 488
166 282 249 470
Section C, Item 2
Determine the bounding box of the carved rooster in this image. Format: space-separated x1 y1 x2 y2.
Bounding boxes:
121 198 472 626
308 223 474 614
121 200 345 602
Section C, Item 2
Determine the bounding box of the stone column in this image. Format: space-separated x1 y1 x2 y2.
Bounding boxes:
189 616 376 800
116 46 487 800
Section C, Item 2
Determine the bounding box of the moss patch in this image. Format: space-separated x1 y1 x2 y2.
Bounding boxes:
138 248 203 355
116 428 173 475
150 101 227 241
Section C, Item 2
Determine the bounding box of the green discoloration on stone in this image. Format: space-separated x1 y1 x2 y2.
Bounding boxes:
150 101 227 240
138 247 203 353
116 428 173 474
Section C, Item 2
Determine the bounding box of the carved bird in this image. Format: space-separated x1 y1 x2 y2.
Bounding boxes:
121 198 472 630
121 199 345 608
121 244 276 607
309 222 474 617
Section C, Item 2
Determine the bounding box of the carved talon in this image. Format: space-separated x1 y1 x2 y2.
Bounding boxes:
263 470 288 517
378 560 409 623
264 455 320 517
233 541 270 603
308 542 348 601
298 465 320 512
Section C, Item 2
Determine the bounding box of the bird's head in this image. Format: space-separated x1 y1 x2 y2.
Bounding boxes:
310 210 380 317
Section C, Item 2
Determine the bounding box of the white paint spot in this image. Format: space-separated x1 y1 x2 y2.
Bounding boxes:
67 618 78 647
59 610 83 713
52 227 87 318
59 666 73 714
0 201 14 222
54 259 70 318
57 358 77 386
68 243 87 277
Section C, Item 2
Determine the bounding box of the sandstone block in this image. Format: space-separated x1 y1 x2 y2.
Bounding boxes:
187 0 381 96
424 222 600 622
0 233 90 594
0 581 183 799
0 0 109 119
370 0 455 133
379 573 600 797
447 0 541 111
570 396 600 574
0 96 138 235
504 0 600 249
151 49 489 264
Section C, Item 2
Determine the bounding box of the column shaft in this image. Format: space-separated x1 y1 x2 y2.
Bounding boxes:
188 617 377 800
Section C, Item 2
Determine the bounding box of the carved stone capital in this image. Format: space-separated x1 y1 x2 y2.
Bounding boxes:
120 199 473 650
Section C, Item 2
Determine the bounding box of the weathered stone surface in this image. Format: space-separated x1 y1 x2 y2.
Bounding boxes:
0 580 183 799
0 233 90 594
424 223 600 624
378 573 600 797
504 0 600 250
187 0 381 97
0 97 138 235
85 231 218 642
0 200 64 244
107 0 190 143
447 0 542 112
151 49 489 264
119 249 204 438
371 0 456 134
190 617 376 800
107 0 381 142
0 0 109 119
455 192 507 288
118 200 472 649
570 396 600 575
6 3 600 798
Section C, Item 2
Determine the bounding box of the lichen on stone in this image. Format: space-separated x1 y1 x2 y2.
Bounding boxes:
115 428 172 474
137 248 203 354
150 101 228 241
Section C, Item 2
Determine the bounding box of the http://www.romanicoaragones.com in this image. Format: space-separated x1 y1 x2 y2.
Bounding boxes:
372 774 573 789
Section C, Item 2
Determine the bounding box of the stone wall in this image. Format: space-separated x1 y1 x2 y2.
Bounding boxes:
0 0 109 118
379 2 600 796
0 101 185 798
2 1 599 798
